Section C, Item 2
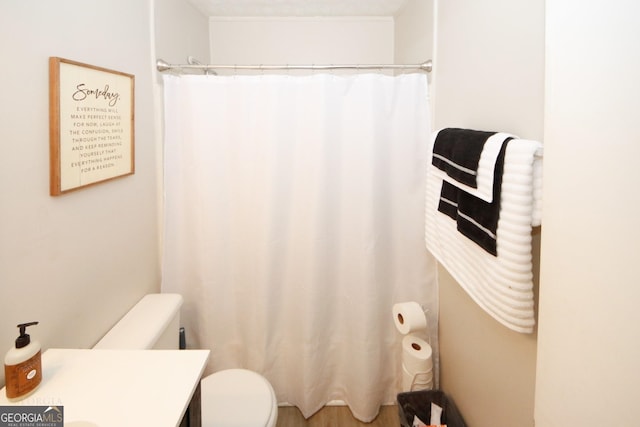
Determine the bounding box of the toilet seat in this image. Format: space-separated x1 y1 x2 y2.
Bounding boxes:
201 368 277 427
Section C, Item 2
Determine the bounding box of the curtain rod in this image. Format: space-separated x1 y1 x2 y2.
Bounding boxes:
156 58 432 73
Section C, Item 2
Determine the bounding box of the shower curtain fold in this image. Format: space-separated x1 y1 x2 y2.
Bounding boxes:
161 73 438 422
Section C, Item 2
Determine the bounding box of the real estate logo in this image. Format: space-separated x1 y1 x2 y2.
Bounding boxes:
0 406 63 427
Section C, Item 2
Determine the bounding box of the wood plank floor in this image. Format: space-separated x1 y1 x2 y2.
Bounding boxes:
276 405 399 427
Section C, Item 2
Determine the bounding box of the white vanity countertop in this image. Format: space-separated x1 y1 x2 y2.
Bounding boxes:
0 348 210 427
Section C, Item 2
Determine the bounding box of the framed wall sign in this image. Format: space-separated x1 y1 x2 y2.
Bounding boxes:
49 57 135 195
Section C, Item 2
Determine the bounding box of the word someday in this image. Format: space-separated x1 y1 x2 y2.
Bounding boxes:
72 83 121 107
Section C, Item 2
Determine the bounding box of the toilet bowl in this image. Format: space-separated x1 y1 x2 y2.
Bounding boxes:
94 294 278 427
201 368 278 427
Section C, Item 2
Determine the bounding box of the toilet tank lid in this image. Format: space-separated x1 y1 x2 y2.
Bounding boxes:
94 293 183 350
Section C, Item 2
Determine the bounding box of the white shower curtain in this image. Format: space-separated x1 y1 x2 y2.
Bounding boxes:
161 73 438 422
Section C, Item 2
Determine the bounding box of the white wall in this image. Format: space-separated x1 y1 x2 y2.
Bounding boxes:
0 0 208 387
433 1 544 139
394 0 434 67
209 17 394 72
431 1 544 426
155 0 210 65
535 1 640 425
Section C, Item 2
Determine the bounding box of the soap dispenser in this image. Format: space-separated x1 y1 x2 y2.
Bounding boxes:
4 321 42 400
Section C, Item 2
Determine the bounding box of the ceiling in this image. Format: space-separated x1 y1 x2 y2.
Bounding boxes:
187 0 410 17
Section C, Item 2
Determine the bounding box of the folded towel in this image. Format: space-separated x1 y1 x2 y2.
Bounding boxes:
425 136 543 333
438 138 512 255
431 129 515 203
432 128 493 187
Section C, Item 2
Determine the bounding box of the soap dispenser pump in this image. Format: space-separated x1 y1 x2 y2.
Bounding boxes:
4 321 42 400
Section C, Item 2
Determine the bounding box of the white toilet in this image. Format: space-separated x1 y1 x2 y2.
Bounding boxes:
94 293 278 427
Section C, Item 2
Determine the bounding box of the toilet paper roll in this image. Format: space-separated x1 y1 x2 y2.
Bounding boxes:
402 364 433 383
402 367 413 391
393 302 427 335
402 364 434 391
402 335 433 374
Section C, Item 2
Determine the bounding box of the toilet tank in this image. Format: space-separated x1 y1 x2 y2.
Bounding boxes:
93 294 183 350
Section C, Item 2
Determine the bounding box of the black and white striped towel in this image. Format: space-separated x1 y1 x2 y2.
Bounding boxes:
437 138 511 255
431 128 515 203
